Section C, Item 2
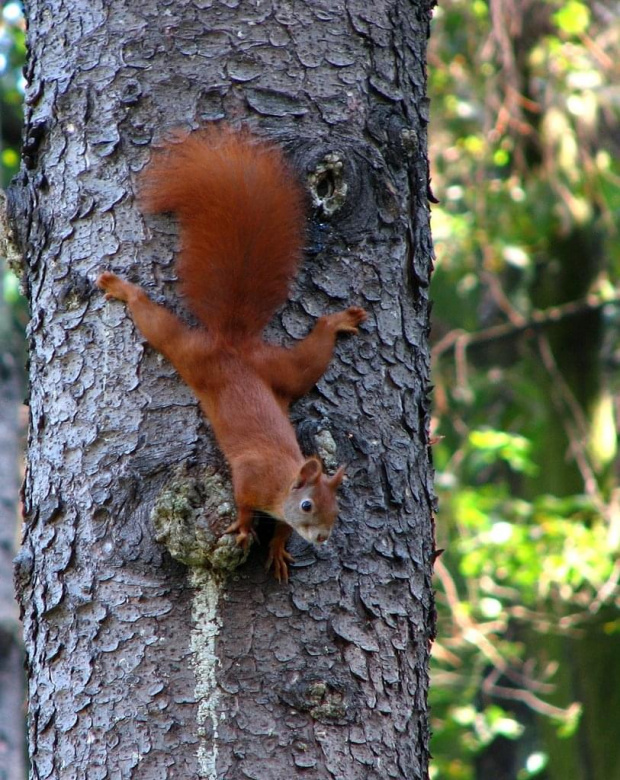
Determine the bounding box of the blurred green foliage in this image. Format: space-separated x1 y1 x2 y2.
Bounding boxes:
1 2 26 336
429 0 620 778
1 2 25 184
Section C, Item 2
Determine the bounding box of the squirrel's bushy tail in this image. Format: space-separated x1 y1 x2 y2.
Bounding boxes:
140 126 306 340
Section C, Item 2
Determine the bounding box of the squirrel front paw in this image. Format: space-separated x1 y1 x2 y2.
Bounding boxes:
328 306 368 335
224 516 257 551
96 271 134 302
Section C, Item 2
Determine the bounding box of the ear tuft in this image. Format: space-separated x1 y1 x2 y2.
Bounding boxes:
294 457 323 488
329 465 346 490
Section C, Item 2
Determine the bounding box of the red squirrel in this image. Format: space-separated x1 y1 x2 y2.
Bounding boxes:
96 126 366 582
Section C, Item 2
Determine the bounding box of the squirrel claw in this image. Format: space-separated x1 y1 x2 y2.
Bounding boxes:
97 272 131 302
266 547 294 583
331 306 368 335
344 306 368 330
224 518 257 550
235 531 252 550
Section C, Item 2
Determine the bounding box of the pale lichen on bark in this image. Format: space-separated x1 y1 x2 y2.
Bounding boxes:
151 463 249 572
190 568 223 779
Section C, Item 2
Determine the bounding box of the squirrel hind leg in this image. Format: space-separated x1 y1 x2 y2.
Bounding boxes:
266 522 294 583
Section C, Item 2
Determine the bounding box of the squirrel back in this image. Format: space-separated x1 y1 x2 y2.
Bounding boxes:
140 126 306 340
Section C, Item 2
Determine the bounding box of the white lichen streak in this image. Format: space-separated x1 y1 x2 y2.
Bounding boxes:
190 568 223 778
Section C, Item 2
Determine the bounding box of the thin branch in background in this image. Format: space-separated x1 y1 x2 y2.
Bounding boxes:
535 335 591 440
482 666 581 722
587 556 620 616
432 290 620 360
481 270 527 327
535 334 609 521
509 604 585 635
580 30 614 70
433 558 575 714
454 334 470 399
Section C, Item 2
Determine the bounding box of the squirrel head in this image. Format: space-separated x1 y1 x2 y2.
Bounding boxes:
283 457 345 546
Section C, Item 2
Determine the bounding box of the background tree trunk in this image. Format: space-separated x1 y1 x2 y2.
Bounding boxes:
0 293 26 780
10 1 437 777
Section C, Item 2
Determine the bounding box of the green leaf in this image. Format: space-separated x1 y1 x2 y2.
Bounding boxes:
553 1 590 36
2 270 21 304
468 429 538 476
1 147 19 168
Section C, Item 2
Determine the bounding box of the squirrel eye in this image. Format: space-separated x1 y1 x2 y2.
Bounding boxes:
300 499 314 513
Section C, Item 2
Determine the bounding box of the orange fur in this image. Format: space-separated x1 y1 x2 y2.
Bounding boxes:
140 126 306 341
97 127 366 581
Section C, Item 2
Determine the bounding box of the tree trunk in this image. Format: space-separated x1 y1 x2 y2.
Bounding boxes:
10 1 437 778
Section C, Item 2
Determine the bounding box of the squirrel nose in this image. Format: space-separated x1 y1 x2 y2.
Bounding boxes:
316 534 328 544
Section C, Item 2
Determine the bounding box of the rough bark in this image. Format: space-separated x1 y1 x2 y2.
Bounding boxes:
10 1 437 778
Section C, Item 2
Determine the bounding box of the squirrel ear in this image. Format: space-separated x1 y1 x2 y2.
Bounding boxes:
328 465 346 490
294 457 323 488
